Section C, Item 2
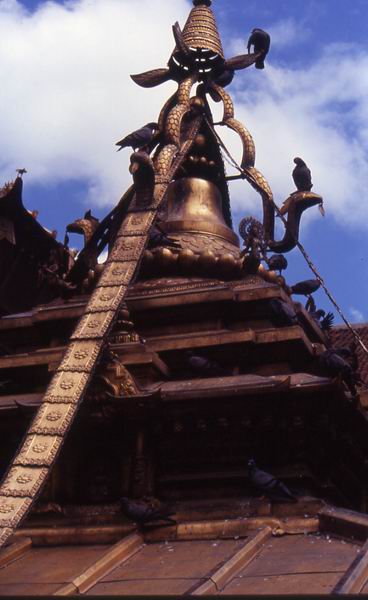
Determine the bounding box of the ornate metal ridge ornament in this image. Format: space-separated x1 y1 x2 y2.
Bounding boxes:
131 0 261 89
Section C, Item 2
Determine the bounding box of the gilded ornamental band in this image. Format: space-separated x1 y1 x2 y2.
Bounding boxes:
57 340 103 373
71 311 115 341
0 497 32 529
29 402 76 436
1 466 49 498
43 371 90 403
14 434 62 468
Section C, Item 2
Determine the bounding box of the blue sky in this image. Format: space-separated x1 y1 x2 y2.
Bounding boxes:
1 0 368 323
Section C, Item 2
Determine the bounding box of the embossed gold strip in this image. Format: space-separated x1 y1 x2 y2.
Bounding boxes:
44 371 89 404
58 340 103 373
29 403 76 436
14 435 62 467
0 497 32 529
0 113 204 551
97 261 137 288
0 528 12 547
1 467 49 498
87 285 127 314
71 311 115 341
118 210 155 237
128 194 163 212
107 236 146 262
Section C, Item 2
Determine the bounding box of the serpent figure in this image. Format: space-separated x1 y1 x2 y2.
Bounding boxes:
208 82 322 253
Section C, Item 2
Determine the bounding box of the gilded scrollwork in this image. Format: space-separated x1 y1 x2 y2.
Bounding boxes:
119 210 156 237
57 340 103 373
14 435 62 467
87 285 127 314
71 311 115 341
97 261 137 288
29 402 76 436
0 528 12 547
107 235 146 262
0 497 32 529
1 467 49 498
44 371 90 404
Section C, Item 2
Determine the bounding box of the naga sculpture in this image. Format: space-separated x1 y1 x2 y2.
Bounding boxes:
129 0 323 257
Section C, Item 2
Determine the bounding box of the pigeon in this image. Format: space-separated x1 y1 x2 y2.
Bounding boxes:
16 168 27 177
184 351 230 377
247 28 271 69
116 122 158 152
318 349 359 396
120 497 176 526
291 279 320 296
247 459 297 503
269 298 298 326
311 309 335 333
267 254 288 275
292 158 313 192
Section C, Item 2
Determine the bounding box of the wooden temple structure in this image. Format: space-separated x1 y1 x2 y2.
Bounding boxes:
1 0 368 595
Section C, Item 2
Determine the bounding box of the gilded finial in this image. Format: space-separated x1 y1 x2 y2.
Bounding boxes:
193 0 212 6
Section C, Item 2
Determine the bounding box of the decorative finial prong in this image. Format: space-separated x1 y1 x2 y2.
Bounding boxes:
193 0 212 6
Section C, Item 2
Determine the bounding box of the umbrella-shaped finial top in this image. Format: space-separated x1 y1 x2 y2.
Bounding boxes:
193 0 212 6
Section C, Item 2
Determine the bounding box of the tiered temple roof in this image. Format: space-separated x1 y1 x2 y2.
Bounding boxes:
0 0 368 596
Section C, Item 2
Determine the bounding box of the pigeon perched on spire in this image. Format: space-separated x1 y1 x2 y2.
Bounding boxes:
16 168 27 177
291 279 320 297
248 459 297 503
116 122 158 152
292 158 313 192
247 29 271 69
318 348 360 397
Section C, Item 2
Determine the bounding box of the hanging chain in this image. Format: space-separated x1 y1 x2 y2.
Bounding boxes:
206 117 368 356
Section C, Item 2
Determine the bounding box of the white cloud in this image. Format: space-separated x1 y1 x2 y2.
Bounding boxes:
267 18 311 48
350 307 365 323
0 0 190 204
223 45 368 227
1 1 368 233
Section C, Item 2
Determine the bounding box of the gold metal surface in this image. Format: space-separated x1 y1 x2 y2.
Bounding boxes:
119 211 155 237
58 341 103 373
164 178 239 245
107 236 146 262
14 435 62 467
0 528 12 547
87 285 128 314
0 497 32 528
1 467 49 498
44 371 89 404
97 261 137 288
173 233 239 257
181 5 224 58
71 311 115 341
30 402 76 436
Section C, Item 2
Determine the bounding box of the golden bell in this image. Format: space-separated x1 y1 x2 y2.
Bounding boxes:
163 177 239 247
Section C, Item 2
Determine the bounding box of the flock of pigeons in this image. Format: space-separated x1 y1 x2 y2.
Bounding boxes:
120 459 296 527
